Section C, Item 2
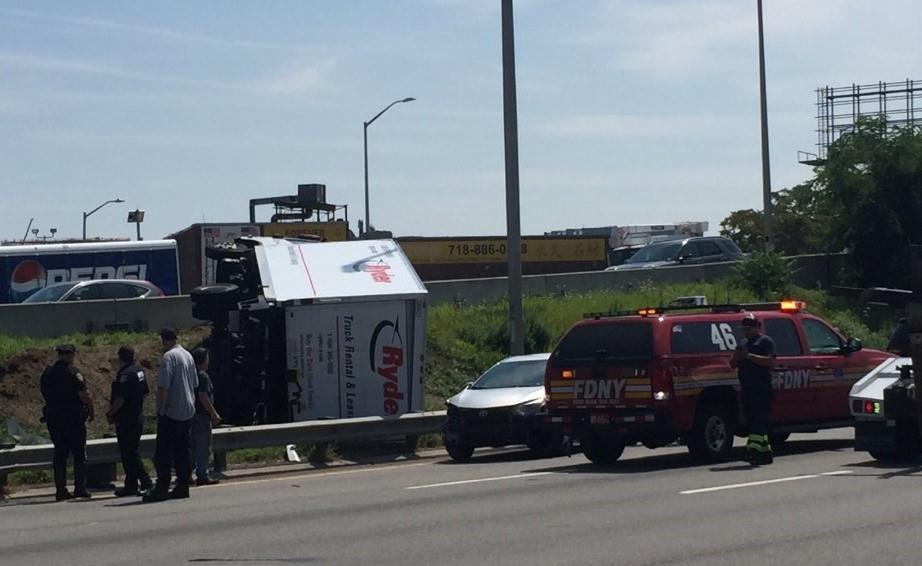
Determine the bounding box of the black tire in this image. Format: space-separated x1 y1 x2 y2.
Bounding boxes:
191 283 239 304
445 439 474 463
687 403 735 463
870 429 921 463
582 434 625 466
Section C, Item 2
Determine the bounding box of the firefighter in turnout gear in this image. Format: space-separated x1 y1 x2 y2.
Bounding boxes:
730 313 776 465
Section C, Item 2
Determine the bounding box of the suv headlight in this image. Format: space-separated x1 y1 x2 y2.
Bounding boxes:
512 398 545 417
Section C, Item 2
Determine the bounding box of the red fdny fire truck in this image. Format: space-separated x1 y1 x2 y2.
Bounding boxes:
544 301 893 464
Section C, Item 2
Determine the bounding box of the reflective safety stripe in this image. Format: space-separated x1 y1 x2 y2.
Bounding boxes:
746 433 773 453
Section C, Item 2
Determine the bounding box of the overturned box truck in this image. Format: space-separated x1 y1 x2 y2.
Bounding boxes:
190 237 427 426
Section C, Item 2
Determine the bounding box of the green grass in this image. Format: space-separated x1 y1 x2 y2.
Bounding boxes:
0 330 160 361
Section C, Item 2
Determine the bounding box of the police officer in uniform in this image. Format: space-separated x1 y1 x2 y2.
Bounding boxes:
106 346 153 497
40 344 95 501
730 313 776 465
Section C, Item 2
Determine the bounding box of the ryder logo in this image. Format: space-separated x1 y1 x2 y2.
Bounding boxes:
369 318 405 415
353 259 394 284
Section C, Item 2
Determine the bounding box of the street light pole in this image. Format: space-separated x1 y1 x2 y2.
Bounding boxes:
363 97 415 234
502 0 524 355
82 198 125 240
757 0 774 252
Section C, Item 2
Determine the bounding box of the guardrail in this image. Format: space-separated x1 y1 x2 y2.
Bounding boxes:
0 411 447 492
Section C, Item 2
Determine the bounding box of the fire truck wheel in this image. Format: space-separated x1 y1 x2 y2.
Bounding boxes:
582 434 625 466
688 404 734 463
445 439 474 462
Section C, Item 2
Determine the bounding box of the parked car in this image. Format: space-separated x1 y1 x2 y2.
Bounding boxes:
21 279 164 303
604 236 743 272
443 353 565 462
543 299 893 465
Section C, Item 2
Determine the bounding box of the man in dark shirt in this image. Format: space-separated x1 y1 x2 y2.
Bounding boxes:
190 348 221 486
106 346 153 497
730 313 776 465
40 344 95 501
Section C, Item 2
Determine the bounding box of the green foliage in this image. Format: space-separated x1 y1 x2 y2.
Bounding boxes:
817 118 922 286
721 118 922 287
732 252 793 299
0 330 162 361
719 182 836 255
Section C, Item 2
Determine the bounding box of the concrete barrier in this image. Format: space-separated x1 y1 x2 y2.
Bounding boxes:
0 296 199 338
0 254 850 337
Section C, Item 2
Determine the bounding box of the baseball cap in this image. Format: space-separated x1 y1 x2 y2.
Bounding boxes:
741 313 760 327
55 344 76 354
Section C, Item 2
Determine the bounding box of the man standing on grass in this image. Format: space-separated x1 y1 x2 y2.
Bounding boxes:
143 328 198 502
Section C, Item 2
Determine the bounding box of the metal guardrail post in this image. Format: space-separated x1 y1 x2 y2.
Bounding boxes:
213 451 227 473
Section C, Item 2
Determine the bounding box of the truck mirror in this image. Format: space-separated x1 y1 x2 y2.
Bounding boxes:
844 337 863 354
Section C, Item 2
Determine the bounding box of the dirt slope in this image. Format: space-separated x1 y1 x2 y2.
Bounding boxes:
0 327 210 440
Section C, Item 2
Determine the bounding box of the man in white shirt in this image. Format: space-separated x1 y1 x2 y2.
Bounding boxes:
143 328 199 502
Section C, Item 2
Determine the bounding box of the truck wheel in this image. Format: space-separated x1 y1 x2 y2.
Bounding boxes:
688 404 734 463
582 434 625 466
190 283 240 307
445 439 474 463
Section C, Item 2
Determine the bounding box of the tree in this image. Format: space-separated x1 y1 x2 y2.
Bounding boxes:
817 118 922 286
719 182 834 256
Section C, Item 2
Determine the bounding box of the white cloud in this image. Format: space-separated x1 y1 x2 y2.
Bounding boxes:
0 52 238 91
0 8 312 52
253 61 336 96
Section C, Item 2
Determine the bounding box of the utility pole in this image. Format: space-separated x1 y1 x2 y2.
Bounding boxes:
502 0 524 355
757 0 774 252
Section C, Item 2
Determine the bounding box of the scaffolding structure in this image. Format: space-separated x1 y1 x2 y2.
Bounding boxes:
798 79 922 165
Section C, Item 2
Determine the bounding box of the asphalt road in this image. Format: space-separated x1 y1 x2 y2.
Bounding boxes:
2 429 922 566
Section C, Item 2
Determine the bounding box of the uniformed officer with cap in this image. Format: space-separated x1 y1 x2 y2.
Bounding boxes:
730 313 776 465
106 345 153 497
40 344 96 500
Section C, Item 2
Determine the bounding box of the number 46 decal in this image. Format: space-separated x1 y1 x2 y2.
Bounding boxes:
710 323 738 351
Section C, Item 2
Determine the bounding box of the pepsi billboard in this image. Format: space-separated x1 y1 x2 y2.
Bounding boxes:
0 240 180 304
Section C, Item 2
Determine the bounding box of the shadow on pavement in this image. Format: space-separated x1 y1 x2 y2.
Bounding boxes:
520 437 855 475
842 459 922 478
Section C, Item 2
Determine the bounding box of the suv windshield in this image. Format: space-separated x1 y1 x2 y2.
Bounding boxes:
472 359 547 389
554 322 653 361
627 242 682 263
22 283 77 303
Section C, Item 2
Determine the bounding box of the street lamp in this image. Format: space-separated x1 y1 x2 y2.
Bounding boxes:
363 97 415 234
82 198 125 240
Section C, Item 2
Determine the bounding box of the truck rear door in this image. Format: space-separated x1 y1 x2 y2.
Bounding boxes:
547 320 655 412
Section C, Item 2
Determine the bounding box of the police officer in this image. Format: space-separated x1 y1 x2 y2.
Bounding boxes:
106 346 153 497
730 313 776 465
40 344 95 501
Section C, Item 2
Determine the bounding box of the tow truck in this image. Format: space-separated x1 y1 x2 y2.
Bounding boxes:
850 357 921 461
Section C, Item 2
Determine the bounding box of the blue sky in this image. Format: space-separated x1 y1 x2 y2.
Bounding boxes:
1 0 920 242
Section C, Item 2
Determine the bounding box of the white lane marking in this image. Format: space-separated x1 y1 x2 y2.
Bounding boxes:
680 470 853 495
406 472 553 490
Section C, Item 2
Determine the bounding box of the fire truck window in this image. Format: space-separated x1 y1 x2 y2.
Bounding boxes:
802 319 843 354
763 319 803 356
555 322 653 361
670 322 742 354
